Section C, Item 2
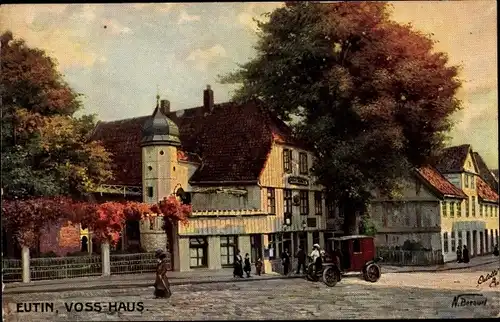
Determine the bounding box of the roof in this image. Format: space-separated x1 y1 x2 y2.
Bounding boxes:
141 102 181 147
415 165 467 199
472 152 498 192
477 176 499 203
492 169 499 179
329 235 373 241
435 144 471 173
92 101 298 186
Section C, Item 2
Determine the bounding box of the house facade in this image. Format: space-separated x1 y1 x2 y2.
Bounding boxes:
369 145 499 263
91 86 342 272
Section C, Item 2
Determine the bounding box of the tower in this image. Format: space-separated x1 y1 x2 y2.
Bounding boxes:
140 95 181 254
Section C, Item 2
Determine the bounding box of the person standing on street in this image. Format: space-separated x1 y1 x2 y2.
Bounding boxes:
295 245 306 275
456 246 462 263
244 253 252 278
281 248 291 276
255 258 263 276
462 245 470 263
234 249 244 278
493 244 499 256
153 250 172 299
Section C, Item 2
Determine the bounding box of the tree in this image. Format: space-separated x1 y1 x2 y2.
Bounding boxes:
220 2 462 233
0 31 113 198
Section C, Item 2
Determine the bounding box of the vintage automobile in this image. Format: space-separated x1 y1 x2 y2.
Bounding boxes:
306 235 383 287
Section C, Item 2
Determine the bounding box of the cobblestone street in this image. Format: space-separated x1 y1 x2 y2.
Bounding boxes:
4 266 500 321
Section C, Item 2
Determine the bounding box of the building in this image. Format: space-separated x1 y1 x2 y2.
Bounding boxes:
91 86 341 271
369 144 499 262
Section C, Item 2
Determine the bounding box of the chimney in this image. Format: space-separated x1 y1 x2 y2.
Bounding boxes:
203 85 214 113
160 99 170 115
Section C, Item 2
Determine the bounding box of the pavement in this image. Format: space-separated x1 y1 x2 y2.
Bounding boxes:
4 255 498 295
3 267 500 320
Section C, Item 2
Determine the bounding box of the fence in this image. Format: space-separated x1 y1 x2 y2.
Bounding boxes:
2 246 164 283
376 248 444 266
270 258 299 275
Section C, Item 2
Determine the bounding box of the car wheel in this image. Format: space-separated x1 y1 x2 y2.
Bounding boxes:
322 267 339 287
365 263 381 283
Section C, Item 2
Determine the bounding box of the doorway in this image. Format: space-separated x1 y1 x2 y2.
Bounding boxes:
472 230 477 257
479 231 484 255
250 234 262 263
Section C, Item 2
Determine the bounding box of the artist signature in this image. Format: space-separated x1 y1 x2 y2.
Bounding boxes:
476 268 500 288
451 293 487 308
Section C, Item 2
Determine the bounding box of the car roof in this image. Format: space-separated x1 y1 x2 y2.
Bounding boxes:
327 235 373 241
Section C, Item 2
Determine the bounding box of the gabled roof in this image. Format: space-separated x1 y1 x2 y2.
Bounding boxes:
477 177 499 203
91 101 298 187
472 152 498 192
435 144 471 173
415 165 467 199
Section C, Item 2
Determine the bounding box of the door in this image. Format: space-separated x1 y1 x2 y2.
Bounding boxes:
250 234 262 263
466 231 471 251
472 230 477 257
350 239 365 271
479 231 484 255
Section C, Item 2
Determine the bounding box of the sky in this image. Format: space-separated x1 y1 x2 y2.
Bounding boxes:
0 2 497 168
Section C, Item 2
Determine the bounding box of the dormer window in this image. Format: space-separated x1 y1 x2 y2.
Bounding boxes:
283 149 292 173
299 152 308 175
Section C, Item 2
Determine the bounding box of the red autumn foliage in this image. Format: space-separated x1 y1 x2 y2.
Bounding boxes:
2 195 192 247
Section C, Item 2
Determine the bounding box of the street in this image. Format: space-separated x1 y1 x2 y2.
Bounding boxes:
4 263 500 321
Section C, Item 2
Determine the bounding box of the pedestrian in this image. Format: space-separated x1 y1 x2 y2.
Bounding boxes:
462 245 470 263
255 258 263 276
310 244 322 275
493 244 499 256
456 246 462 263
153 250 172 299
244 253 252 277
295 245 306 274
281 248 291 276
233 249 244 278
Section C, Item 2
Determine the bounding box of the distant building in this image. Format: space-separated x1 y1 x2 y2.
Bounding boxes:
91 86 340 271
369 145 499 262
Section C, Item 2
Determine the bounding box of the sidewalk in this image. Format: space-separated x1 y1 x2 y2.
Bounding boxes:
3 268 299 295
381 254 499 273
4 255 498 295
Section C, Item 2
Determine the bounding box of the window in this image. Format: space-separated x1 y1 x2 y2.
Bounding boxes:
267 188 276 215
458 231 463 248
465 198 469 217
479 204 483 217
451 231 456 252
220 236 237 267
470 175 475 189
442 202 447 217
464 175 469 188
300 191 309 215
450 202 455 218
147 186 154 198
314 192 322 215
457 201 462 217
283 149 292 173
443 232 449 253
471 196 476 216
326 198 335 218
189 237 208 268
299 152 308 174
284 189 292 217
268 234 277 260
353 239 361 253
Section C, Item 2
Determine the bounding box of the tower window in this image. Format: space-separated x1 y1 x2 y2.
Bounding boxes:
147 186 154 198
159 150 164 155
148 166 153 171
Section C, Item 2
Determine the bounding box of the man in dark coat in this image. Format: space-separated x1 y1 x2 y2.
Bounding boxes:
493 244 499 256
233 249 244 278
462 245 470 263
295 245 306 274
281 248 291 276
153 250 171 299
456 246 462 263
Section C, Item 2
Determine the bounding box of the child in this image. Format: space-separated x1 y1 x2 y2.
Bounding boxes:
255 258 263 276
244 253 252 278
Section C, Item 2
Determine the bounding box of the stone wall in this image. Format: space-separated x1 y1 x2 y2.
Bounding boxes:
39 221 81 256
139 217 168 252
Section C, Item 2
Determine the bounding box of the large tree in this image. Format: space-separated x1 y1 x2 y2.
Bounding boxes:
221 2 462 233
1 31 113 199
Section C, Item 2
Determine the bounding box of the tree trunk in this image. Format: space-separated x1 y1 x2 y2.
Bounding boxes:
341 200 362 235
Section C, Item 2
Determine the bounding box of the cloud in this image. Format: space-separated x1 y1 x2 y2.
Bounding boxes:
237 2 282 32
185 44 227 71
131 3 179 13
178 10 201 24
102 18 133 35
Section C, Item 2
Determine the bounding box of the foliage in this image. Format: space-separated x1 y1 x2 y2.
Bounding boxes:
359 215 377 236
401 240 427 251
0 31 113 198
220 2 462 233
2 195 192 247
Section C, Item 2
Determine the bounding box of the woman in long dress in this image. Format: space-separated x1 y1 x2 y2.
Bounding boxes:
154 250 172 298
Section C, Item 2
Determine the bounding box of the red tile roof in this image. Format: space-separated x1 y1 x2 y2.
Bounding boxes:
416 165 466 199
472 152 498 192
92 101 297 186
477 176 499 203
435 144 470 173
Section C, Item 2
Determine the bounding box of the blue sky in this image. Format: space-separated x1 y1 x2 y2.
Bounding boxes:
0 2 497 168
